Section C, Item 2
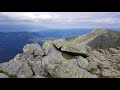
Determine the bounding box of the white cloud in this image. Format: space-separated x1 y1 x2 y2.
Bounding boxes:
0 12 120 28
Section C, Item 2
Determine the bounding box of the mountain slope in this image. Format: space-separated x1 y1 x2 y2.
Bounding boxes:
72 28 120 49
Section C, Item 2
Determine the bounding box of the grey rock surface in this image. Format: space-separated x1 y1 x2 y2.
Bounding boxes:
32 75 45 78
61 42 92 55
32 61 48 76
109 48 120 54
4 60 23 75
102 69 120 77
17 63 33 78
42 50 97 78
76 56 89 69
53 39 66 49
23 43 44 56
42 41 56 55
0 62 9 71
0 73 9 78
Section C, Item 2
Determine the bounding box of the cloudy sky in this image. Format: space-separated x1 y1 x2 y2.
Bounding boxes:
0 12 120 29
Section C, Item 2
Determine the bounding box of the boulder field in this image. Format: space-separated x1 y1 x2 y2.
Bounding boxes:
0 28 120 78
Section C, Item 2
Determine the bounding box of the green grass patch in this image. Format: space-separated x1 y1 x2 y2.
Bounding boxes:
93 43 104 49
65 36 77 42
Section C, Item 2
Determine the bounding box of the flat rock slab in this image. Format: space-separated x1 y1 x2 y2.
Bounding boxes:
61 42 92 55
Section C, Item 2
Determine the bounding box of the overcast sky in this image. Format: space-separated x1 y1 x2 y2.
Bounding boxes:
0 12 120 29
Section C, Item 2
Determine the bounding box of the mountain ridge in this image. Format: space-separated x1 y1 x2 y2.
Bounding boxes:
0 28 120 78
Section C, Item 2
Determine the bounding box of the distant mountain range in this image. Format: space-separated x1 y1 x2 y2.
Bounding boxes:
0 29 92 63
0 24 48 32
0 28 119 63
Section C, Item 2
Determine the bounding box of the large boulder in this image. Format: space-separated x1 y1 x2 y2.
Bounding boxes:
17 63 33 78
42 41 57 55
61 42 92 55
13 53 34 63
23 43 44 56
42 50 97 78
13 52 43 66
53 39 66 49
3 60 23 75
32 61 48 76
76 56 89 69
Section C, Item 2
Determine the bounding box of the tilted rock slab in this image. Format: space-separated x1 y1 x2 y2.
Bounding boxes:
61 42 92 55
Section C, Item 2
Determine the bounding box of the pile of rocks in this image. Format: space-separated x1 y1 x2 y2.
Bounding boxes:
0 29 120 78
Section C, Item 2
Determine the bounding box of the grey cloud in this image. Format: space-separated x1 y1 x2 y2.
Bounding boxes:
0 12 119 28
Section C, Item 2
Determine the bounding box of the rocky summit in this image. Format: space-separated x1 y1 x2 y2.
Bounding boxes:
0 28 120 78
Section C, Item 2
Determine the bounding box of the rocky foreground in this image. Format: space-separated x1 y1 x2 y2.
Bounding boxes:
0 28 120 78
